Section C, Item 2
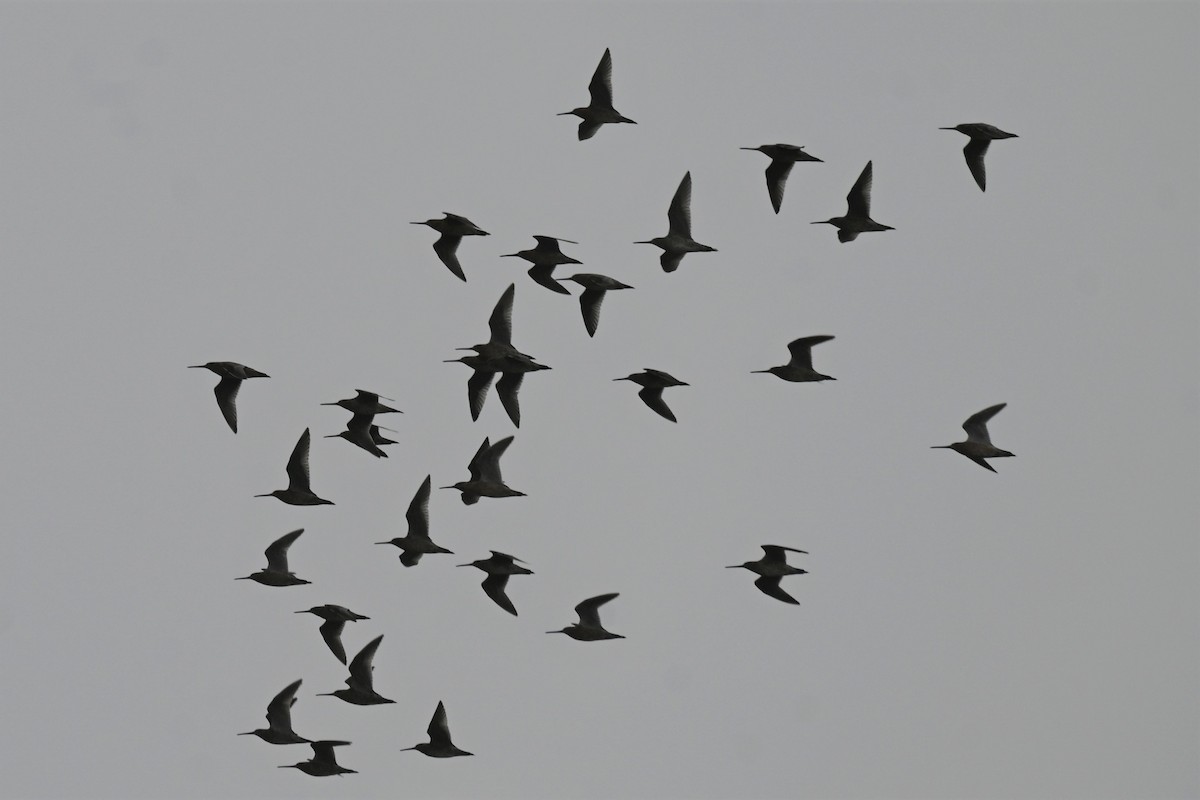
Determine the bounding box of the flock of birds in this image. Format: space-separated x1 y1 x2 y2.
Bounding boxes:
195 47 1018 777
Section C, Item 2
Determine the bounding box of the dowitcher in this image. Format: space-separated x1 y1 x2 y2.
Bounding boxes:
322 390 400 416
636 172 717 272
812 161 893 242
188 361 268 433
615 369 689 422
401 701 473 758
932 402 1014 473
753 335 836 382
727 545 808 604
741 143 823 214
376 475 453 567
940 123 1017 191
239 678 310 744
441 436 525 504
318 634 395 705
236 529 310 587
412 213 490 281
559 273 633 337
255 429 334 505
279 741 356 777
548 593 624 640
502 236 581 294
458 551 533 616
295 605 370 665
558 47 636 141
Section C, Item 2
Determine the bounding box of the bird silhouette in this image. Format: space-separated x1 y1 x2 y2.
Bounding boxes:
325 411 390 458
317 634 395 705
614 369 689 422
741 143 823 213
442 436 525 504
295 606 370 664
255 429 334 505
239 678 311 744
940 123 1018 191
636 172 717 272
236 529 310 587
188 361 268 433
559 273 633 337
321 389 401 416
278 741 356 777
752 335 836 382
812 161 893 242
932 403 1015 472
401 701 473 757
412 213 490 281
501 236 581 294
727 545 809 604
558 47 636 141
548 593 624 640
376 475 453 566
458 551 533 616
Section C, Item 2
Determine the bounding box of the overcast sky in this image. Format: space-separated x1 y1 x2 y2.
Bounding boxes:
1 3 1196 799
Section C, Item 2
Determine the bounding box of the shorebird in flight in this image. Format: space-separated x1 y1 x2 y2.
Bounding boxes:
559 47 636 141
636 172 717 272
752 335 836 382
727 545 809 605
812 161 893 242
295 605 370 665
548 593 624 641
412 213 490 281
376 475 453 567
502 236 581 295
236 529 310 587
239 678 310 744
255 429 334 505
458 551 533 616
442 436 526 504
615 369 689 422
278 741 356 777
401 701 474 758
940 123 1018 191
318 634 395 705
559 273 633 337
188 361 268 433
741 143 823 213
932 403 1015 473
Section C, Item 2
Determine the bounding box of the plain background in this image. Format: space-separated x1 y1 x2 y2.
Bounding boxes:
0 3 1196 798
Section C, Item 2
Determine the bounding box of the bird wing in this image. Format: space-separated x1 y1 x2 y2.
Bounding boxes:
466 437 492 482
284 429 314 493
578 288 605 337
467 369 496 422
406 475 432 540
667 172 693 238
264 529 304 573
319 619 348 664
481 574 517 616
347 635 383 691
785 335 833 369
400 550 424 567
488 284 515 345
837 228 860 244
754 576 800 605
479 435 515 483
659 250 685 273
962 403 1006 444
760 544 808 564
577 119 603 141
764 159 794 214
587 47 615 109
213 376 242 433
846 161 874 219
528 264 571 294
963 138 991 191
427 701 453 747
265 678 303 731
576 592 619 627
433 233 466 281
495 373 524 428
310 740 350 766
638 386 677 422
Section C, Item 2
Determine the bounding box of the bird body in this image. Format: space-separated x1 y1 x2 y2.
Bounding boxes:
741 143 823 213
442 436 525 504
753 335 836 382
376 475 453 567
295 606 370 664
402 701 473 757
636 172 716 272
727 545 809 604
548 593 624 640
560 273 633 337
279 741 356 776
812 161 893 242
255 429 334 505
322 389 400 416
940 123 1018 191
502 236 581 294
318 635 395 705
237 529 310 587
189 361 269 433
412 212 490 281
458 551 533 616
325 411 389 458
240 678 310 744
558 48 636 141
615 369 689 422
932 403 1014 472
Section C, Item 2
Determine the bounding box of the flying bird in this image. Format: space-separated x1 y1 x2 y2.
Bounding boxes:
318 634 395 705
636 172 717 272
278 741 356 777
727 545 809 605
442 436 525 504
614 369 689 422
458 551 533 616
940 123 1018 191
558 47 636 141
255 429 334 505
412 213 490 281
752 335 836 382
325 412 391 458
501 236 581 294
402 701 473 758
812 161 893 242
295 605 370 665
188 361 268 433
932 403 1015 473
322 389 401 416
559 273 633 337
239 678 310 744
741 143 823 213
376 475 453 567
548 593 624 640
236 529 310 587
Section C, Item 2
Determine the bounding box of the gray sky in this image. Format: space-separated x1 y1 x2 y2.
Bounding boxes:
1 3 1196 799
